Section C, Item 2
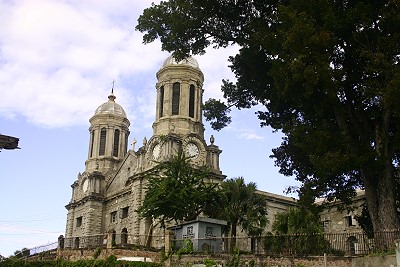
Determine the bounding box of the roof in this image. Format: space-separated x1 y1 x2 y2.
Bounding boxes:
161 55 200 69
167 217 227 230
94 90 127 118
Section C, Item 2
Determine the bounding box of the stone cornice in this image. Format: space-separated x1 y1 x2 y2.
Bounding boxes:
65 193 106 210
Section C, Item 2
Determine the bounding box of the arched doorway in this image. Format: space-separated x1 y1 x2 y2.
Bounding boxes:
121 228 128 245
112 230 116 246
74 237 80 249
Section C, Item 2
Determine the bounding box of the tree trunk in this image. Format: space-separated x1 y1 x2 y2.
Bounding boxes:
230 223 237 252
363 164 399 249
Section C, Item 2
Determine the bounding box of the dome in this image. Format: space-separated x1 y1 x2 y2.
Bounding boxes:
94 92 127 118
161 55 199 69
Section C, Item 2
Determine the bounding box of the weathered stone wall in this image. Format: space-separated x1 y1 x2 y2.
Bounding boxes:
58 248 398 267
167 254 353 267
58 248 160 262
351 255 396 267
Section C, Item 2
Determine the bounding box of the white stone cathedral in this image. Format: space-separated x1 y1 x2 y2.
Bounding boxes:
64 56 226 248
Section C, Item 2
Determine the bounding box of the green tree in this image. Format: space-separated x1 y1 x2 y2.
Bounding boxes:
136 0 400 238
273 208 323 235
216 177 268 251
268 208 327 255
137 148 218 228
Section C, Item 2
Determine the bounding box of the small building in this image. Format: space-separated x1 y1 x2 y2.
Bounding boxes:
169 217 227 253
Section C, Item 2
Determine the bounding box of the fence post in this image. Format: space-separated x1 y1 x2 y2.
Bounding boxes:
165 230 174 255
107 231 113 249
58 235 64 254
395 239 400 267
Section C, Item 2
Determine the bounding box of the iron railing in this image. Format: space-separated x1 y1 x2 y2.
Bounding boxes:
172 230 400 256
58 230 400 257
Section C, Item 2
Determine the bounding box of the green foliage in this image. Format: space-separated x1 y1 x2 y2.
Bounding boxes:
210 177 268 251
203 258 217 267
272 208 323 235
176 239 194 259
93 247 102 259
137 148 217 228
203 98 232 131
226 248 241 267
106 255 117 266
263 208 330 255
137 0 400 233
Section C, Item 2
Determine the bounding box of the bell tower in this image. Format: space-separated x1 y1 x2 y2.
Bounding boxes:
85 89 130 174
152 56 204 138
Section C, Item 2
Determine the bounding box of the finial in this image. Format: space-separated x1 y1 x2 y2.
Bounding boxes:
108 79 116 101
143 137 147 146
210 135 215 144
131 138 137 151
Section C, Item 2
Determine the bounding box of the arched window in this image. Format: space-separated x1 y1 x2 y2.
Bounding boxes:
99 128 107 156
189 84 195 118
172 82 180 115
159 86 164 118
113 129 120 157
89 130 95 158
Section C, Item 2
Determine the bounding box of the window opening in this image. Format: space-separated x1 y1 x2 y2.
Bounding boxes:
90 131 94 157
159 86 164 118
113 129 120 157
110 211 117 223
172 82 180 115
119 207 129 219
99 128 106 156
76 216 82 228
189 85 195 118
206 226 213 237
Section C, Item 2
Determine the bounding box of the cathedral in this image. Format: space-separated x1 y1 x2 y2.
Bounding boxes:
64 55 227 248
64 55 365 254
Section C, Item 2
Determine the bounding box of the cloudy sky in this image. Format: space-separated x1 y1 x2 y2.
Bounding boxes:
0 0 299 257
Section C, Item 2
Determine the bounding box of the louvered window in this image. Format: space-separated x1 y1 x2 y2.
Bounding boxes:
159 86 164 118
99 128 106 156
113 129 120 157
172 82 180 115
189 85 195 118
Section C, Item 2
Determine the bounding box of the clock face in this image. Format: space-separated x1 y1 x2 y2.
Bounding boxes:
152 143 162 159
185 143 199 158
82 179 89 193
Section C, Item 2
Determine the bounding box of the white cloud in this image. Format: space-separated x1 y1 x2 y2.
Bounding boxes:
238 130 265 140
0 0 239 129
0 0 166 128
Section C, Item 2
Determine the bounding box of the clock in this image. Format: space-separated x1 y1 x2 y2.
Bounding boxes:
185 143 199 158
152 143 162 159
82 179 89 193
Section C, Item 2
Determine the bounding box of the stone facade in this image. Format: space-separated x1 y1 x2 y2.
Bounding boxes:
64 55 303 250
65 56 226 249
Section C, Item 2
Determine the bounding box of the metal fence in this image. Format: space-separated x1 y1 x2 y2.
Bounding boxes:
63 234 164 250
59 230 400 257
172 230 400 257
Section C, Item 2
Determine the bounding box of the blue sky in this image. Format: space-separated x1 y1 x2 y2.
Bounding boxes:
0 0 299 257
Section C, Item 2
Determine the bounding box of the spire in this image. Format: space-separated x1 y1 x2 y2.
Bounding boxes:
108 79 116 101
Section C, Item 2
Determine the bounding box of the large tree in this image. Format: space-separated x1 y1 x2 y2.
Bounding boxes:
137 149 218 228
136 0 400 238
